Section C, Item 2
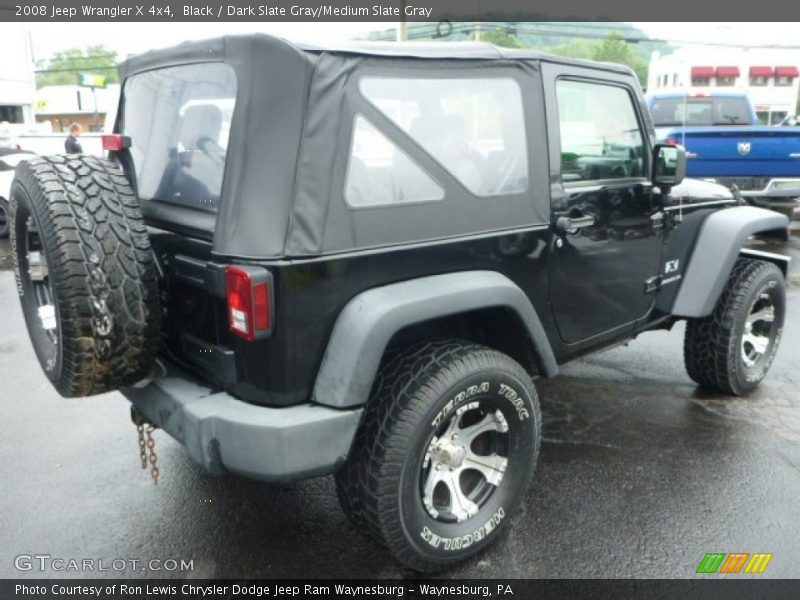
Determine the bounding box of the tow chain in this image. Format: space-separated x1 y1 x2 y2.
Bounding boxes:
137 423 147 469
132 410 160 485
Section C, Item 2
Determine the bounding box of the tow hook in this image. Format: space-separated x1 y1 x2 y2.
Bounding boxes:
131 408 160 485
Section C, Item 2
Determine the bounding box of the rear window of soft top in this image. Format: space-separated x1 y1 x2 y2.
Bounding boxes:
122 62 237 214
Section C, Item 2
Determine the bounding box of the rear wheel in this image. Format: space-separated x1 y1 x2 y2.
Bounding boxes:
684 258 785 395
335 340 540 571
10 155 160 397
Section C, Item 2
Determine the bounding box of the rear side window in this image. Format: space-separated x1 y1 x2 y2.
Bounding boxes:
123 63 236 213
359 77 529 197
345 115 444 207
557 80 645 182
650 97 753 126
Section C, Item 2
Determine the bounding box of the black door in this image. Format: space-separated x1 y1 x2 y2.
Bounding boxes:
543 70 663 344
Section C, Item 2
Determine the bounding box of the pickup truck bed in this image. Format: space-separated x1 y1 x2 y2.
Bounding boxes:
649 93 800 218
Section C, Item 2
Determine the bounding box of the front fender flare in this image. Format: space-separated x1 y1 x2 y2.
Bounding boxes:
311 270 558 409
670 206 789 318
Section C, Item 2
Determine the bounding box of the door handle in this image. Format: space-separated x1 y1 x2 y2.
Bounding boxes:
556 214 595 235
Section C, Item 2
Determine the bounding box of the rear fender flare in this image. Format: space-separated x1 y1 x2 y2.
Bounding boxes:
311 270 558 409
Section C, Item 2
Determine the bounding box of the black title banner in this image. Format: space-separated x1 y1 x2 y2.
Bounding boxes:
3 0 800 21
4 580 800 600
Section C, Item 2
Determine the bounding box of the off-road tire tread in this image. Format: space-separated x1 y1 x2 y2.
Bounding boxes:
10 154 160 396
684 258 781 395
335 340 540 571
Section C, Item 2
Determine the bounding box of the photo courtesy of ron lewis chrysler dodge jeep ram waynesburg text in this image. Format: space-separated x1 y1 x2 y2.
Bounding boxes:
7 35 791 571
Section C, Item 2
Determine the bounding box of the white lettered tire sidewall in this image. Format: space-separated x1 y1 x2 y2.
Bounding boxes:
395 366 539 565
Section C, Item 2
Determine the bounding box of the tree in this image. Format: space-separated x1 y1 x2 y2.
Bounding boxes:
549 32 649 85
592 34 648 84
481 28 523 49
36 45 119 88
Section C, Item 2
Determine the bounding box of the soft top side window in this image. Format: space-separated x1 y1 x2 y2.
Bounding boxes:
359 77 529 198
556 79 645 183
345 115 444 208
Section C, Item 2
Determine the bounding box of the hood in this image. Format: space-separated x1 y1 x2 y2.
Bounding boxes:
668 177 734 201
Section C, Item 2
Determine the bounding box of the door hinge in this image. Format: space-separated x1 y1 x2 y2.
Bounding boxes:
644 275 662 294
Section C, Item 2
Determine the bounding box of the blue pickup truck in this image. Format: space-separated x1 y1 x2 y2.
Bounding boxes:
648 92 800 223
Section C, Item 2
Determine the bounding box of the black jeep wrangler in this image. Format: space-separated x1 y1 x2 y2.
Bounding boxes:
9 35 790 571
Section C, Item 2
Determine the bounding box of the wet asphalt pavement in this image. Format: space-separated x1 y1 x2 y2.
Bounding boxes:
1 228 799 580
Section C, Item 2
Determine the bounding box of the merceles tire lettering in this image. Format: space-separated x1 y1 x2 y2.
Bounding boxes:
421 508 506 551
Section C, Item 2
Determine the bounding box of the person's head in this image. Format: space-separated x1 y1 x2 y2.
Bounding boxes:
69 123 82 137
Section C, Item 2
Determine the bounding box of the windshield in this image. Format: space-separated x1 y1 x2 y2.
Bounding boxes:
650 97 753 127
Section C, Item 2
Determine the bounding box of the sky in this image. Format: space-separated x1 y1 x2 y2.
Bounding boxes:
19 22 800 63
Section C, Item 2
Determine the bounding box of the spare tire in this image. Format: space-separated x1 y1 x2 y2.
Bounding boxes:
9 154 160 397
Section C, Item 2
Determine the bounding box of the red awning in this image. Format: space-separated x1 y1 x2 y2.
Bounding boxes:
691 66 715 77
775 66 799 77
716 66 740 77
749 66 774 77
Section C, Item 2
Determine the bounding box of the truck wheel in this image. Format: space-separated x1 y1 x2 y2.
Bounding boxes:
0 197 9 238
9 155 160 397
684 259 785 395
335 340 540 571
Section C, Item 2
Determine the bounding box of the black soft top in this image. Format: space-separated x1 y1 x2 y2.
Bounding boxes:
118 35 634 259
119 34 633 75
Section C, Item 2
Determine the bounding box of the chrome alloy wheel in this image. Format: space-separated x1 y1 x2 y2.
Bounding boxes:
421 400 510 523
25 216 58 347
741 290 776 368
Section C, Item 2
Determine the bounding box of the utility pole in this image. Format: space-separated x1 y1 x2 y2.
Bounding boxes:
397 1 407 41
475 22 482 41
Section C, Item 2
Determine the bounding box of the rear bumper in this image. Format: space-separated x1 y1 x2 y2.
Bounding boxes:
121 363 362 482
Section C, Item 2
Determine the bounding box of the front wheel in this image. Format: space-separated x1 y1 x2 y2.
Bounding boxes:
335 341 541 571
684 258 785 395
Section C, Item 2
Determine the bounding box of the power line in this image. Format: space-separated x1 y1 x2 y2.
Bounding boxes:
35 66 117 74
371 21 800 51
466 22 800 50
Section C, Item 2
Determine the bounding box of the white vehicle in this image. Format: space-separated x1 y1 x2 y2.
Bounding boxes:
0 134 20 151
0 151 33 237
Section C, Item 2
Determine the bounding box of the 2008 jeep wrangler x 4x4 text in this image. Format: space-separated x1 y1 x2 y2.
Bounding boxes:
9 35 790 571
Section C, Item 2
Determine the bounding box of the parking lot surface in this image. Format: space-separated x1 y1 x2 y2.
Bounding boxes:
1 229 799 578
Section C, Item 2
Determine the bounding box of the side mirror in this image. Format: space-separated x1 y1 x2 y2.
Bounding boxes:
652 143 686 189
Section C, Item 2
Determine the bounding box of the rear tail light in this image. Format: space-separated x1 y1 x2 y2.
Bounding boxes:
225 265 273 341
101 134 131 152
664 137 679 146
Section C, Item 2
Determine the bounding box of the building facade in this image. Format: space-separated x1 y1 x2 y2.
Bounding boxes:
0 24 36 131
34 84 120 133
647 47 800 125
